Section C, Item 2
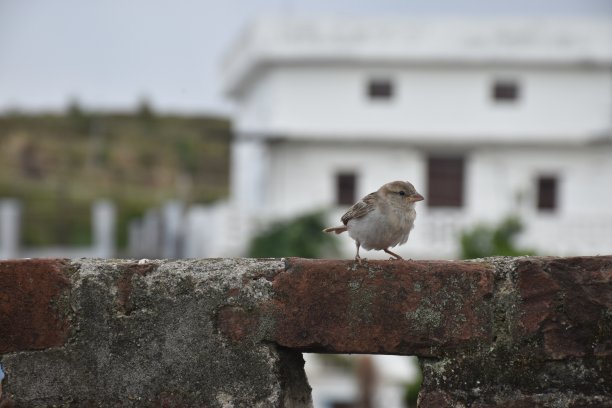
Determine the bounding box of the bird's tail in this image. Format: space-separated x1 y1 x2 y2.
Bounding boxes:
323 226 347 234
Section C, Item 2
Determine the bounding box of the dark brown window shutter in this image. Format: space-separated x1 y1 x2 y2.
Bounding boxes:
537 176 557 210
427 156 465 208
337 173 357 206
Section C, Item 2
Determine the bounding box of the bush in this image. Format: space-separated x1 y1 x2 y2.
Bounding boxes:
460 215 536 259
248 212 339 258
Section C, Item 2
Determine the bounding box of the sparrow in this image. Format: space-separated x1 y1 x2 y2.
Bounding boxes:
324 181 424 263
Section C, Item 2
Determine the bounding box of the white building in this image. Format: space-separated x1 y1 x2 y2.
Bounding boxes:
220 17 612 260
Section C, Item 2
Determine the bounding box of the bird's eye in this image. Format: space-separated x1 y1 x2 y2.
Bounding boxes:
399 191 405 196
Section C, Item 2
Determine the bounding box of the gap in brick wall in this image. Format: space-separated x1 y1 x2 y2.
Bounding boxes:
303 354 422 408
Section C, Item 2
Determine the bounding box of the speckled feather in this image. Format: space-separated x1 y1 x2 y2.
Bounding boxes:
340 192 377 225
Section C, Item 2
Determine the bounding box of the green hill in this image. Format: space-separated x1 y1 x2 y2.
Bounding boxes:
0 107 231 249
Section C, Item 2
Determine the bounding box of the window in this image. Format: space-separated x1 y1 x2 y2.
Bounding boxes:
331 403 357 408
367 78 394 100
336 173 356 206
427 156 465 208
492 80 520 103
537 176 558 211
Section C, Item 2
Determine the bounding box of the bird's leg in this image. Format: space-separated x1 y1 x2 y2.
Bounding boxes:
384 248 403 260
355 241 364 265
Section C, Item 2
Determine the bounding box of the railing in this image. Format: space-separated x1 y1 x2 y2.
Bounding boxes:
0 199 116 260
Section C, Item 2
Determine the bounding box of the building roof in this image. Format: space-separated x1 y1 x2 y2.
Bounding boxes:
223 17 612 96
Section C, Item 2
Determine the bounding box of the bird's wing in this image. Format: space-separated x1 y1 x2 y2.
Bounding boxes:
341 193 376 225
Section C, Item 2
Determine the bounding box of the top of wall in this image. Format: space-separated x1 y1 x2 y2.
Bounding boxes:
223 17 612 97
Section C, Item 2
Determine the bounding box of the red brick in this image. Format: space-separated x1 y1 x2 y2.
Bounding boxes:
0 259 71 353
516 256 612 359
116 262 157 315
270 258 494 356
516 259 560 334
217 306 261 343
417 391 456 407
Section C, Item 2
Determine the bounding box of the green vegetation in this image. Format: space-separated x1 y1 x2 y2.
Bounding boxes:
460 215 536 259
404 361 423 408
248 212 340 258
0 104 231 248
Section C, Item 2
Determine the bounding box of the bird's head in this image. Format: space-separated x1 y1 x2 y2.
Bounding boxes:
379 180 424 207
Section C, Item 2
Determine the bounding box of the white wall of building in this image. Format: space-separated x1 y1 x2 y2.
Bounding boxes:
469 146 612 219
235 65 611 143
259 140 424 219
231 138 612 259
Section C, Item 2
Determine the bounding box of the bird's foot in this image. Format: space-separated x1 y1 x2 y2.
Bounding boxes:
384 249 403 260
355 256 367 265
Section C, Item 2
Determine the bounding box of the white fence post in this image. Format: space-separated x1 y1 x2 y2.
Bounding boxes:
92 199 116 258
0 199 21 259
161 200 184 259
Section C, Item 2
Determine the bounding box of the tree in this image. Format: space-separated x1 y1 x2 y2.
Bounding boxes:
460 215 536 259
136 98 155 125
66 98 91 132
248 212 340 258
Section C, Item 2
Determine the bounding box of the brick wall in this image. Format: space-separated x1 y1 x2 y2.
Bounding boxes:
0 256 610 407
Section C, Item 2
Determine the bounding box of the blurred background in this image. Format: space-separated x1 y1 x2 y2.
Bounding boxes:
1 1 611 407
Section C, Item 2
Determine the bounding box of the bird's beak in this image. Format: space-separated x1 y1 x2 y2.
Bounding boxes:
410 193 424 202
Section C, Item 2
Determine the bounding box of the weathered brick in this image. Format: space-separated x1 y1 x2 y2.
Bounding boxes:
516 258 560 334
417 390 457 407
419 256 612 408
516 256 612 359
0 259 71 353
116 261 158 315
217 305 261 343
270 258 494 356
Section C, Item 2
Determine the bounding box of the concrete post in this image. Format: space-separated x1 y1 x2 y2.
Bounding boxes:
0 199 21 259
127 219 143 258
141 208 161 258
92 199 116 258
161 200 183 259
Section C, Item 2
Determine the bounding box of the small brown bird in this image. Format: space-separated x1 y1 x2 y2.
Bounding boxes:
324 181 424 263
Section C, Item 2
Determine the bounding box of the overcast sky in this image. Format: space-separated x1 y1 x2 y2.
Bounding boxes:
1 0 611 116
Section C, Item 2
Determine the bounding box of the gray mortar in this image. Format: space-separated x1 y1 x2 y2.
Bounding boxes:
2 258 312 408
